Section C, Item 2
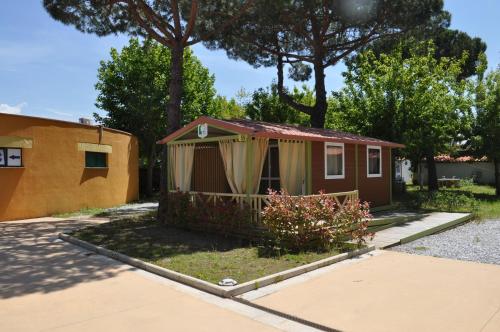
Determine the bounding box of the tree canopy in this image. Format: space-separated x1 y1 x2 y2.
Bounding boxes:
243 84 312 125
469 60 500 194
44 0 251 130
94 38 217 195
44 0 253 222
346 10 487 80
207 0 446 128
329 42 473 190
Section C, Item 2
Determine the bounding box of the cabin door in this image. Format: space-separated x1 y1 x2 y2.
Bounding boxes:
259 143 280 193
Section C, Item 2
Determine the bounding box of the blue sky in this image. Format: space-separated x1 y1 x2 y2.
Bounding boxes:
0 0 499 121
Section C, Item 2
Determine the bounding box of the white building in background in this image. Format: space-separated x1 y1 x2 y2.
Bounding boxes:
416 155 494 185
395 159 412 184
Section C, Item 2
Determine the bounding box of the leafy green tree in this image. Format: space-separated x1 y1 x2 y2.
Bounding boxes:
244 84 312 125
212 95 246 119
94 38 217 197
207 0 445 128
330 42 473 191
44 0 252 222
347 11 487 79
470 59 500 195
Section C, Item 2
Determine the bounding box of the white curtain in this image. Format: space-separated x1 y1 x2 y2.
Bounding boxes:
219 140 247 194
169 144 195 192
219 138 268 194
250 138 269 194
278 140 306 195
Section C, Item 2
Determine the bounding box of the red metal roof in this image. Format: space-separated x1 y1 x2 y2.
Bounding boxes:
158 116 405 148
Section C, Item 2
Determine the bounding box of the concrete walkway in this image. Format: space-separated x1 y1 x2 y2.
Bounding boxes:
247 250 500 332
0 217 314 332
367 211 471 248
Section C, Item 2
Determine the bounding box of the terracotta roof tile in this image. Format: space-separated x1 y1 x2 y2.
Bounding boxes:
225 118 403 146
434 154 489 163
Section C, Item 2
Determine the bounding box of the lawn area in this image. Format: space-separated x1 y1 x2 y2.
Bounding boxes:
394 183 500 220
72 214 352 285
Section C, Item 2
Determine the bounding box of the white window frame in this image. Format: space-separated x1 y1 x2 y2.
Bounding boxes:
367 145 382 178
324 142 345 180
0 147 23 167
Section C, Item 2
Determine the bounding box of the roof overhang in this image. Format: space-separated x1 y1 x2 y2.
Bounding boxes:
157 116 405 148
157 116 252 144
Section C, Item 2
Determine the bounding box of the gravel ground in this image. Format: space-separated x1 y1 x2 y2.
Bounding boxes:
390 219 500 265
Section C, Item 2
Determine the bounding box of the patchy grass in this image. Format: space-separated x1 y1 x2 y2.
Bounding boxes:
394 184 500 220
53 207 107 218
53 197 159 219
72 215 355 284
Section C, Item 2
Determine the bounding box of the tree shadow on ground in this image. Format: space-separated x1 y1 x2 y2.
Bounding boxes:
95 203 158 220
0 219 130 299
73 216 351 265
72 217 257 262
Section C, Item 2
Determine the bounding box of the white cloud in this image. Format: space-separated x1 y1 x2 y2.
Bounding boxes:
45 108 73 117
0 102 27 114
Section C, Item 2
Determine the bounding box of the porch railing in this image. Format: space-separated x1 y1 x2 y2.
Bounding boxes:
170 190 359 223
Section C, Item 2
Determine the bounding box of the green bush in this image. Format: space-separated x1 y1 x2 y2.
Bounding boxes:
261 190 372 251
167 191 193 225
410 190 479 213
459 177 475 187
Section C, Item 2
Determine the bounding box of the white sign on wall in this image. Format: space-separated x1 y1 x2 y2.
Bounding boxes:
197 123 208 138
0 149 5 166
7 148 22 167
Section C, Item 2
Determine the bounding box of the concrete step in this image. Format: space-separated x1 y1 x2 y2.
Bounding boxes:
365 212 472 249
368 211 424 232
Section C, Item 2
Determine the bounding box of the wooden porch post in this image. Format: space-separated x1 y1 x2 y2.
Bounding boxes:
305 141 312 195
245 135 253 199
164 144 171 192
245 135 254 223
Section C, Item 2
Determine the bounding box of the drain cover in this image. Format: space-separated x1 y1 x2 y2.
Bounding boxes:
218 278 238 286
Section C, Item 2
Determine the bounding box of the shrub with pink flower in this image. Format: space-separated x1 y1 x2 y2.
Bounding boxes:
261 190 372 251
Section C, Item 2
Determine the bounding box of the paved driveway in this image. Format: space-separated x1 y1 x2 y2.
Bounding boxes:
0 218 304 332
5 217 500 332
247 250 500 332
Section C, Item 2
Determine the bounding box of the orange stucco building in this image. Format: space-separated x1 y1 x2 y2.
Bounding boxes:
0 113 139 221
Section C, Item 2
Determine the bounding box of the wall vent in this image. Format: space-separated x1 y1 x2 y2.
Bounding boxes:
79 118 92 125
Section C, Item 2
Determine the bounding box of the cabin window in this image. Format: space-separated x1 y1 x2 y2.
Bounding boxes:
259 143 280 193
85 151 108 168
0 148 22 167
325 142 344 179
367 145 382 177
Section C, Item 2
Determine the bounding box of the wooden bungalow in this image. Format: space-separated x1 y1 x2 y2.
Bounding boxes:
158 116 404 217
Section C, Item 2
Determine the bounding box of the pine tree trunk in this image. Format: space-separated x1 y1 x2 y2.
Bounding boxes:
145 142 157 197
158 44 184 224
310 61 327 129
494 158 500 197
418 161 424 190
427 152 438 191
